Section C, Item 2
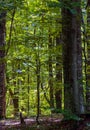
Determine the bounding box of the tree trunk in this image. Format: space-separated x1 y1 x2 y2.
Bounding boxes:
11 64 19 116
86 5 90 112
0 11 6 118
36 53 41 124
62 7 75 112
48 32 54 112
55 36 62 109
27 65 30 115
77 4 85 114
62 0 85 114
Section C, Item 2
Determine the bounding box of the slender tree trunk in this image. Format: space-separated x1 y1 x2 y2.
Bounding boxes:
55 36 62 109
77 5 85 114
11 64 19 116
36 58 40 124
48 32 54 112
0 11 6 118
27 65 30 115
86 5 90 112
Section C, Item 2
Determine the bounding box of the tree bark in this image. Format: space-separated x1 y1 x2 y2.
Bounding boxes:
62 0 85 114
48 32 54 112
55 36 62 109
11 64 19 116
76 4 85 114
86 6 90 112
0 11 6 118
36 53 41 124
62 7 75 112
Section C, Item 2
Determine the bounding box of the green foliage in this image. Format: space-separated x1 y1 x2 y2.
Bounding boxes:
62 110 80 121
48 1 63 8
0 0 25 11
4 0 87 118
53 108 80 121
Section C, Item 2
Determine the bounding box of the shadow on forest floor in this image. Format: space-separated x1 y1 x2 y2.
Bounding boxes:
0 115 90 130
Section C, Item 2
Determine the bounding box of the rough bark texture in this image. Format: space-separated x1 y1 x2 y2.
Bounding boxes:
0 11 6 118
62 0 85 114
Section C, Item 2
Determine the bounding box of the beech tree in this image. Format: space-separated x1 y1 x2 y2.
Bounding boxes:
62 0 85 114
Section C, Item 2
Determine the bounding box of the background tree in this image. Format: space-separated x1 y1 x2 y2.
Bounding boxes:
0 11 6 119
55 34 62 110
86 3 90 112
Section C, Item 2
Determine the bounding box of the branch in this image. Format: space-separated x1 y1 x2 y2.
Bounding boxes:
41 83 50 105
9 88 14 98
6 8 16 55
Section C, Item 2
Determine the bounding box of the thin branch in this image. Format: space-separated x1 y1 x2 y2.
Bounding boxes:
6 9 16 55
41 83 50 105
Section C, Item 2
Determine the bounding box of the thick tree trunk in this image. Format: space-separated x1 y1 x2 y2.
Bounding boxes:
62 7 75 112
0 11 6 118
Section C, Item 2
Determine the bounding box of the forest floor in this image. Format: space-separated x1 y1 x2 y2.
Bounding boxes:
0 114 90 130
0 116 63 130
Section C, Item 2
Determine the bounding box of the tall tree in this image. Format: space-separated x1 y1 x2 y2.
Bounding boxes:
48 30 54 112
0 11 6 118
86 3 90 112
62 0 85 114
76 1 85 113
55 36 62 109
